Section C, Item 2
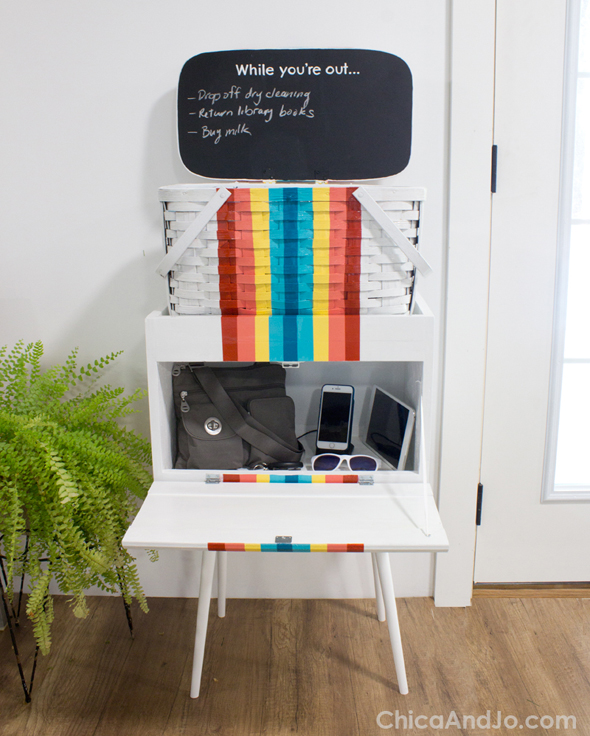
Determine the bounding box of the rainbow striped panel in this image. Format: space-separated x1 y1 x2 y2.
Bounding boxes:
221 474 360 484
208 542 364 552
219 187 361 361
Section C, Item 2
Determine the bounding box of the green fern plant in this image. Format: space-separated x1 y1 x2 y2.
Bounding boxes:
0 340 153 654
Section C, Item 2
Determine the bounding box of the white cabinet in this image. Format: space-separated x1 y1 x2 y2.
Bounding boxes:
145 294 434 485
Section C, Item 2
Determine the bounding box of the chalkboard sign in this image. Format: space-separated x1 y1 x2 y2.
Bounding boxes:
178 49 412 181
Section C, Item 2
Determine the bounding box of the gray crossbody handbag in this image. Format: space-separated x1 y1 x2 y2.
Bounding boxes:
172 363 303 469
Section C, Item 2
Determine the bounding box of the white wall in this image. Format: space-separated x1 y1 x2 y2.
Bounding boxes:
0 0 450 598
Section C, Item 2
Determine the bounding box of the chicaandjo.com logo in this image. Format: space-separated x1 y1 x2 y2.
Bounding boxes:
376 710 577 730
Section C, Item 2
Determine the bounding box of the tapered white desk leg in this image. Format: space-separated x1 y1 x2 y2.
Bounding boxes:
375 552 409 695
371 553 386 622
190 549 216 698
217 550 227 618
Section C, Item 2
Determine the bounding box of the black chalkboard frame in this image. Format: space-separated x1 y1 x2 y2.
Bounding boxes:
177 48 413 181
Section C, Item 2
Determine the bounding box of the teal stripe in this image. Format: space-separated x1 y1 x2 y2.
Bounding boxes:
296 316 314 361
259 543 312 552
297 197 314 317
268 315 284 361
264 190 315 359
282 316 298 360
282 189 300 317
268 189 284 316
264 475 314 483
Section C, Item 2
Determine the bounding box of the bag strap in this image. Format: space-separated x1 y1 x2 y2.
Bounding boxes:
191 366 302 462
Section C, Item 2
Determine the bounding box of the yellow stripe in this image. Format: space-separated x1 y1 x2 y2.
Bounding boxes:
255 315 270 360
312 189 331 360
313 315 330 357
255 474 271 483
310 544 328 552
313 213 332 229
244 543 261 551
311 473 326 483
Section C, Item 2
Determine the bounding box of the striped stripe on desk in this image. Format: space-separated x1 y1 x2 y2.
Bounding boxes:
221 474 360 484
208 543 365 552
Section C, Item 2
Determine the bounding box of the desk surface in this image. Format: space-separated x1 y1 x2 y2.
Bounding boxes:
123 481 449 553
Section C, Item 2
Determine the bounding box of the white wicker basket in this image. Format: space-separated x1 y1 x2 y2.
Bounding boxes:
157 185 428 316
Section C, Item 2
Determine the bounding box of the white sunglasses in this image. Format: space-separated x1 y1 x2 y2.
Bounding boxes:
311 454 379 472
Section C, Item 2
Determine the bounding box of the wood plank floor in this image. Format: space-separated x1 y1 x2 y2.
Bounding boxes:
1 596 589 735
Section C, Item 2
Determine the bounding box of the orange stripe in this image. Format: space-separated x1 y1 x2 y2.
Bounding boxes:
236 315 256 361
234 189 255 315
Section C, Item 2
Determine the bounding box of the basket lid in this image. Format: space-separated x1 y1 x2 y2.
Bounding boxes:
176 49 412 182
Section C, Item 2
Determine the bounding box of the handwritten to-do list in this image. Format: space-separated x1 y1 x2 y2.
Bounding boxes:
178 49 413 180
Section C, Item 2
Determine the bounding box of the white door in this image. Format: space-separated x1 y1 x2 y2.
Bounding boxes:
473 0 590 583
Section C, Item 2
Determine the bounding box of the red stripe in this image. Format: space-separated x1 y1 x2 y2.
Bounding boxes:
328 189 347 359
221 316 239 360
344 188 361 361
208 543 226 550
224 190 259 356
218 191 238 306
220 190 239 359
222 474 241 482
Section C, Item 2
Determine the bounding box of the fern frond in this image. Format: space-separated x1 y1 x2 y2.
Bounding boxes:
0 340 153 654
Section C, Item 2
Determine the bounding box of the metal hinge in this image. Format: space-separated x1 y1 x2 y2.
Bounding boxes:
476 482 484 525
491 145 498 193
359 475 375 486
206 474 221 484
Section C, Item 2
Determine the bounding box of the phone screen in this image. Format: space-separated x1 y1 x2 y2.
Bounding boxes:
318 391 352 443
366 388 410 468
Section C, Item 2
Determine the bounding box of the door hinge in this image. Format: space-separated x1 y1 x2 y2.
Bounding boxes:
476 482 484 526
491 145 498 193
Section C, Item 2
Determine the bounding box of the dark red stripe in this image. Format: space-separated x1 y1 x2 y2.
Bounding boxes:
344 188 361 360
219 190 239 359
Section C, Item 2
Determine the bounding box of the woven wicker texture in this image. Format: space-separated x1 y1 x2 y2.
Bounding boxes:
160 186 425 317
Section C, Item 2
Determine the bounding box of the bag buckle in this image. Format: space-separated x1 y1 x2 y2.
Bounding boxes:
204 417 222 435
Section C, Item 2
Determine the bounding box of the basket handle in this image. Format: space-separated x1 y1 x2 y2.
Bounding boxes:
156 187 231 277
353 187 433 276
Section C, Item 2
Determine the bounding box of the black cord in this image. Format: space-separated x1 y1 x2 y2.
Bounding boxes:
297 429 318 441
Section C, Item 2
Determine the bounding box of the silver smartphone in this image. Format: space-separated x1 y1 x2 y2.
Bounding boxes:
316 384 355 452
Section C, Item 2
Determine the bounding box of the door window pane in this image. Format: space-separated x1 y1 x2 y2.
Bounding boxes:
563 224 590 359
554 363 590 486
572 77 590 219
546 0 590 498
